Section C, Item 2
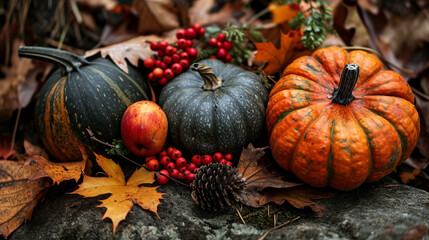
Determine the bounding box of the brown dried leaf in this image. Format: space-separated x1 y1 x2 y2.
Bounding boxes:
23 146 87 185
259 186 335 217
0 160 50 238
189 0 252 26
0 134 15 159
85 35 175 73
133 0 180 35
76 0 118 11
236 144 302 208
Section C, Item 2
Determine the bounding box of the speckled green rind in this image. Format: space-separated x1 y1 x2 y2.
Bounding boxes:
159 59 268 155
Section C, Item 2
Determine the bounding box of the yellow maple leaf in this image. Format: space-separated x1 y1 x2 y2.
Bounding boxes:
71 153 163 234
254 29 313 75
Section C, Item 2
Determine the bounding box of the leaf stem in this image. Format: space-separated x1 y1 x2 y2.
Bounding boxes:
258 216 301 240
86 128 191 188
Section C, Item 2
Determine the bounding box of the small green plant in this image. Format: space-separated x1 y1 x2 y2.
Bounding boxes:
106 139 130 155
284 0 336 49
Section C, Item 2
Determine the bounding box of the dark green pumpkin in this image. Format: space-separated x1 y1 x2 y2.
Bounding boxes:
159 59 268 155
18 46 150 161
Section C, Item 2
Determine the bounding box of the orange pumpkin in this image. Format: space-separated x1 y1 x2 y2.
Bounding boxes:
266 46 420 190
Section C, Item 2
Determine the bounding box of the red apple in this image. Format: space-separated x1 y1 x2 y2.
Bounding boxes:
121 101 168 156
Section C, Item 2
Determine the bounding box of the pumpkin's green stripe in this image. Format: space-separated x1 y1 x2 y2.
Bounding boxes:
272 101 327 130
87 67 132 106
326 118 335 184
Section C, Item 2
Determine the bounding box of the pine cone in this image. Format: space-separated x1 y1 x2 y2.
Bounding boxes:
191 163 246 211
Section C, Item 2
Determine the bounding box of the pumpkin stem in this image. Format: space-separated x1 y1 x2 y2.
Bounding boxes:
191 63 222 90
332 63 359 105
18 46 90 73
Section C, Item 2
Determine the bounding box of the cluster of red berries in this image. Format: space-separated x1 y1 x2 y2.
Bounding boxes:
145 146 234 185
144 24 205 85
208 33 233 62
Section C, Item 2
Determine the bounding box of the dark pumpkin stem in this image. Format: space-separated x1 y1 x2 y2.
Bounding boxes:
332 63 359 105
191 63 222 90
18 46 90 73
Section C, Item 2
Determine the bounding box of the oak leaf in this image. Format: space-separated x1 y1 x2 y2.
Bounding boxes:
236 144 334 216
85 35 175 73
254 30 313 75
0 160 50 238
71 153 164 234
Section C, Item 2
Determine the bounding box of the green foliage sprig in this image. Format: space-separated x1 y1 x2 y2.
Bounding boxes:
283 0 336 49
105 139 130 155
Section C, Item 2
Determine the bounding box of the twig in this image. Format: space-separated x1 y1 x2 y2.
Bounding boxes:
86 128 191 187
235 205 246 225
273 213 277 227
259 216 300 240
10 88 22 156
341 46 414 74
410 86 429 101
245 8 270 26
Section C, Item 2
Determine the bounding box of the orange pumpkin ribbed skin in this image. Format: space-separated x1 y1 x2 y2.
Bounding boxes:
267 46 420 191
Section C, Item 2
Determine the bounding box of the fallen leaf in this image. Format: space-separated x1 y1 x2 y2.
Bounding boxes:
23 140 49 160
189 0 252 26
0 160 50 238
268 2 300 24
85 35 175 73
71 152 163 234
76 0 118 11
399 168 421 184
403 223 428 240
236 144 302 208
132 0 180 35
259 186 335 217
23 146 87 185
254 29 313 75
0 134 15 159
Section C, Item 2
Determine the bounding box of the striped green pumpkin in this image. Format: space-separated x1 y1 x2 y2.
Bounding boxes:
18 47 150 162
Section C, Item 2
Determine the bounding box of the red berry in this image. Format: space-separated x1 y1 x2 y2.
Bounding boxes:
160 62 168 69
223 53 232 62
183 170 191 177
171 149 182 160
208 38 218 47
180 59 190 69
213 152 223 162
164 68 175 79
187 173 195 183
180 52 189 60
157 173 169 185
226 161 233 166
172 53 181 62
159 149 168 157
152 68 164 79
157 50 165 57
217 48 227 59
178 166 187 174
158 41 169 50
160 156 171 167
202 155 213 165
171 63 183 74
158 77 168 85
222 41 233 51
176 157 187 168
185 28 196 39
217 33 227 42
167 146 177 156
188 163 197 173
148 72 155 82
150 41 158 51
143 58 155 68
198 27 205 37
170 169 180 179
186 39 193 48
176 28 186 39
192 23 202 33
163 55 172 65
165 45 176 55
224 153 233 161
145 156 157 164
217 42 222 48
177 38 188 49
155 60 162 67
219 159 227 165
187 48 198 59
166 162 176 172
177 173 184 181
147 159 160 170
209 55 217 59
191 155 202 166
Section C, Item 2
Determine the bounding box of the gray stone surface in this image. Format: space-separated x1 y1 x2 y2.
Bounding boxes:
7 175 429 240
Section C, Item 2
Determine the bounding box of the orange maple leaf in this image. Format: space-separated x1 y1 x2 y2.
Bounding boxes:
71 153 164 234
254 30 313 75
